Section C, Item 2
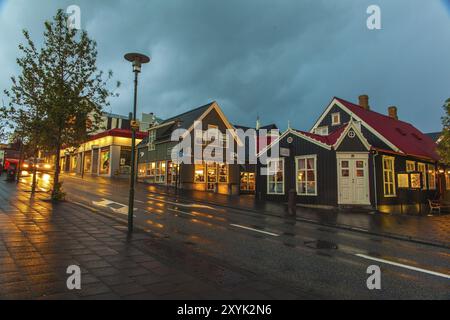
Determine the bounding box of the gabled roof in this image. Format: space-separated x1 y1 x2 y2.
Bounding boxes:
297 124 348 146
333 97 439 161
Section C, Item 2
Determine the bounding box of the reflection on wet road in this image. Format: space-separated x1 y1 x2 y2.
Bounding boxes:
18 174 450 299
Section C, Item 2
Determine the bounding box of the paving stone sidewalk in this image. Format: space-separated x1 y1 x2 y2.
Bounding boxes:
0 180 306 300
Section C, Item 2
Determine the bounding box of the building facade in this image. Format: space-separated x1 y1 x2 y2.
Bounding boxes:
256 96 441 214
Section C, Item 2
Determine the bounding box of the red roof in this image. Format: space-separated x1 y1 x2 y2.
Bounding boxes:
295 124 348 146
335 97 439 161
88 128 148 141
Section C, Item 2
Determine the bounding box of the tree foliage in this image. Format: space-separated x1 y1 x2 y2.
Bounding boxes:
438 98 450 164
1 9 119 199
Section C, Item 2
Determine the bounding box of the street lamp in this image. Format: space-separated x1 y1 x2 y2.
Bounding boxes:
124 52 150 233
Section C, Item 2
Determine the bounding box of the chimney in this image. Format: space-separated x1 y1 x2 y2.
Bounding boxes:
388 106 398 120
358 95 370 110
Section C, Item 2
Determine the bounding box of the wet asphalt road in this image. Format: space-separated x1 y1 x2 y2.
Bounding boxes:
19 173 450 299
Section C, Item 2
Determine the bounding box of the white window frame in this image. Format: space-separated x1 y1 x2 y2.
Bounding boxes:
427 164 436 190
295 155 318 196
267 158 285 195
315 126 328 136
406 160 416 172
331 113 341 126
417 163 427 190
194 163 206 183
218 163 228 183
148 130 156 151
382 156 396 197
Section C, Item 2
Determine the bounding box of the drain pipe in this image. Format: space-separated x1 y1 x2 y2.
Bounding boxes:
372 150 379 211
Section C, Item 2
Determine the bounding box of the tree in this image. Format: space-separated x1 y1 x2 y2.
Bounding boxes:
3 9 118 199
438 98 450 164
1 29 47 193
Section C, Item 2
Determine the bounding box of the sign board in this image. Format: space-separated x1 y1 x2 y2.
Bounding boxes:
280 147 290 157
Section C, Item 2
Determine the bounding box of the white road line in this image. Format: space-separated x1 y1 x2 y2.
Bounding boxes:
168 208 196 217
230 224 280 237
356 254 450 280
145 196 215 209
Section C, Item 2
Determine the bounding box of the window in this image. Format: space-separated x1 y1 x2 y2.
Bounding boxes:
267 159 285 195
84 151 92 173
194 164 205 183
296 155 317 196
218 163 228 183
138 163 146 177
406 161 416 172
155 161 166 183
99 147 110 174
427 164 436 190
383 156 396 197
417 163 427 190
315 126 328 136
148 130 156 151
331 113 341 126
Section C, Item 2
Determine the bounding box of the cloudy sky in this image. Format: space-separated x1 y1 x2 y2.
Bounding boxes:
0 0 449 133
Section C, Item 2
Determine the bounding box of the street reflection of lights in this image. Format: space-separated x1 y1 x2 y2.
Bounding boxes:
42 174 51 182
146 220 164 229
21 171 29 176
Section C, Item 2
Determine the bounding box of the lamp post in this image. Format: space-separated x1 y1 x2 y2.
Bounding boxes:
124 52 150 233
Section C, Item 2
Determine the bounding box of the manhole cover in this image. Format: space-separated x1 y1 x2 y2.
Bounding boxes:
304 240 338 250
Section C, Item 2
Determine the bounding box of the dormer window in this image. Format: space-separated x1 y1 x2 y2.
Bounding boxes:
315 126 329 136
331 113 341 126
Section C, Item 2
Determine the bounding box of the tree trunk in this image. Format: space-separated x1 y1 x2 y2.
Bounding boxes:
31 154 38 194
52 142 61 198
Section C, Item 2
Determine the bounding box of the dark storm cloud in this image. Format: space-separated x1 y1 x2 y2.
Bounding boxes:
1 0 449 133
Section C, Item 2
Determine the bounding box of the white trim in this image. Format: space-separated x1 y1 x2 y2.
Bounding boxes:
295 155 318 196
427 163 436 190
417 162 427 190
315 126 329 136
310 98 402 153
148 121 175 131
382 155 397 197
267 158 285 195
333 121 371 151
182 102 243 147
257 128 331 158
336 152 371 205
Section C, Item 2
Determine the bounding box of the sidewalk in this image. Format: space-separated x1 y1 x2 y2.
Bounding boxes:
0 179 306 300
143 184 450 248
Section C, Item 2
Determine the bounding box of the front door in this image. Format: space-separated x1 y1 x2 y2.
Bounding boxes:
337 153 370 205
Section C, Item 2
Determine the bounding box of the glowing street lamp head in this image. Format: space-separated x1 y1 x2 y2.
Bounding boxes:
124 52 150 73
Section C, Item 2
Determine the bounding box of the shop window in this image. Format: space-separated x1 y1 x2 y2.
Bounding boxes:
417 163 427 190
427 164 436 190
138 163 146 177
240 172 255 192
84 151 92 173
383 156 396 197
99 147 110 175
155 161 166 183
194 164 205 183
119 147 132 174
267 159 284 195
296 155 317 196
218 164 228 183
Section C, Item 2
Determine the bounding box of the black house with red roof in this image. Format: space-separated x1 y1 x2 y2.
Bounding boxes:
257 95 441 214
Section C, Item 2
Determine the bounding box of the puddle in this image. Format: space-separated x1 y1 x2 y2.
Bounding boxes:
304 240 338 250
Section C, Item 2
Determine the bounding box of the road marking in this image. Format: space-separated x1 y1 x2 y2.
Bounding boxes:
92 199 136 216
356 254 450 280
230 224 280 237
168 208 196 217
145 196 215 209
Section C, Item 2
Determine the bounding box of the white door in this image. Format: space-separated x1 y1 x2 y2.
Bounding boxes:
337 154 370 205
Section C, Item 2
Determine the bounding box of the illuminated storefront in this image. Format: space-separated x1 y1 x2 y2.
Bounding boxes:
61 128 147 178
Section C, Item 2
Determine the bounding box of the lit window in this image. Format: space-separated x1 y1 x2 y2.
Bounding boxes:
446 172 450 190
427 164 436 190
296 155 317 196
194 164 205 183
315 126 328 136
218 163 228 183
383 156 396 197
148 130 156 151
155 161 166 183
138 163 146 177
267 159 284 195
417 163 427 190
406 161 415 172
331 113 341 126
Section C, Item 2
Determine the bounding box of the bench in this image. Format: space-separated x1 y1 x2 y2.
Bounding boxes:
428 199 450 214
